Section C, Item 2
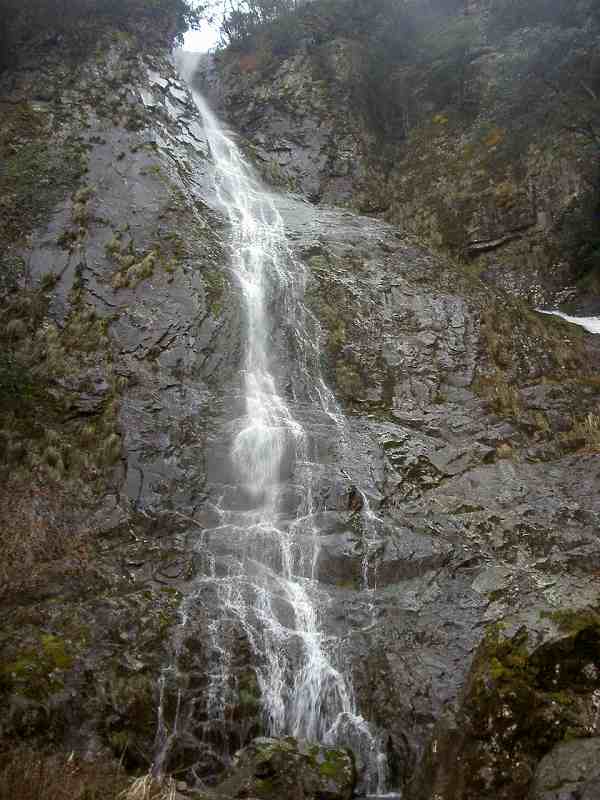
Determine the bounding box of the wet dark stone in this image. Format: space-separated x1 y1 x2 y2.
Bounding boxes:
214 737 355 800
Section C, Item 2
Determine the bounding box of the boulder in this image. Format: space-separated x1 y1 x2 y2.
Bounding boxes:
214 737 355 800
529 738 600 800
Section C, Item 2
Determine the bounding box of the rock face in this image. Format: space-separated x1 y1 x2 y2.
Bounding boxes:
214 737 355 800
210 1 600 306
407 617 600 799
1 11 600 800
0 27 243 771
529 738 600 800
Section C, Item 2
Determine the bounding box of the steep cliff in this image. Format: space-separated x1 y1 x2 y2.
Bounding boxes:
210 0 600 306
1 5 600 800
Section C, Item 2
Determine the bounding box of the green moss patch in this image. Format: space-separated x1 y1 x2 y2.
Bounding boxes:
444 618 600 798
1 635 75 700
0 103 87 249
203 268 226 316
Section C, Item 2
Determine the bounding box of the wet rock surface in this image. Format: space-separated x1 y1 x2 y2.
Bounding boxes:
1 21 600 800
213 737 355 800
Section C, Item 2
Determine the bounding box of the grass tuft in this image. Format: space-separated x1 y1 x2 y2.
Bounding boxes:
0 748 128 800
101 432 122 465
120 774 176 800
574 412 600 451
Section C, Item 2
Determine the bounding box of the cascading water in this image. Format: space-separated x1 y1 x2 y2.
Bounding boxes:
157 55 388 794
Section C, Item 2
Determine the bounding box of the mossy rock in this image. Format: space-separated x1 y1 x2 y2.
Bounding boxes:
203 268 226 316
0 103 87 248
416 617 600 799
237 669 262 717
103 671 157 767
529 738 600 800
215 736 355 800
0 634 75 702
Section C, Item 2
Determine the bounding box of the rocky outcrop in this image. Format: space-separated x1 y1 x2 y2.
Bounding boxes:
213 737 355 800
285 202 600 797
407 614 600 799
0 26 240 771
529 738 600 800
209 0 600 306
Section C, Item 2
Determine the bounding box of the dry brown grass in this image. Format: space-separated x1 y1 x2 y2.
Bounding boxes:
0 750 179 800
580 412 600 449
120 774 177 800
490 375 520 417
569 412 600 452
0 749 128 800
557 411 600 454
0 477 90 603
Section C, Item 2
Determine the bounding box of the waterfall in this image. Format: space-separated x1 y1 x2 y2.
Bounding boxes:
158 55 387 794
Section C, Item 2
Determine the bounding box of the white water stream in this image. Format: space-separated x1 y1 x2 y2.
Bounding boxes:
154 59 387 792
537 308 600 335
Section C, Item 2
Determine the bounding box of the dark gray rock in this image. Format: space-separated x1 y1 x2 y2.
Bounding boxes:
529 739 600 800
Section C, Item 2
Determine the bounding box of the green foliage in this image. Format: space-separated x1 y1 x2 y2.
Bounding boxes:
347 0 419 137
216 0 482 137
556 172 600 289
203 268 226 315
213 0 416 58
0 353 37 407
214 0 599 148
0 0 201 69
416 14 480 61
0 103 87 248
452 620 600 797
1 635 74 700
487 0 590 41
219 0 297 50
